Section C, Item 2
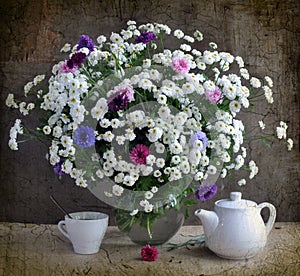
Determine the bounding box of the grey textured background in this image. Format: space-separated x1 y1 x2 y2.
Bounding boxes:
0 0 299 225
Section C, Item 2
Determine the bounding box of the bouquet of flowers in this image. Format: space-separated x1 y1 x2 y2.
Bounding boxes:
6 21 293 242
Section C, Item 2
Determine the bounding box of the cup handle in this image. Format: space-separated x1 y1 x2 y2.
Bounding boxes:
258 202 276 236
58 220 70 240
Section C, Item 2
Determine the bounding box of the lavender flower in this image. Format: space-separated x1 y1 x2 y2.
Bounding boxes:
195 183 217 201
190 131 208 151
135 31 156 44
77 34 95 54
54 159 64 176
74 126 95 148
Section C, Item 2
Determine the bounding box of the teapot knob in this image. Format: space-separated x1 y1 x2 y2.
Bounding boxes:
230 192 242 201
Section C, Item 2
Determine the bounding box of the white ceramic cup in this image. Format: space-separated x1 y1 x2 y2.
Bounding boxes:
58 211 109 254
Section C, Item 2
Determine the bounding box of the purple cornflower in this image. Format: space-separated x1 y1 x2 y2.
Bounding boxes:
68 52 87 68
135 31 156 44
195 184 217 201
108 87 134 111
190 131 208 151
74 126 95 148
54 159 64 176
77 34 95 54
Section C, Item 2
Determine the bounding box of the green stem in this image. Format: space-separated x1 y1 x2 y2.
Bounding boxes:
147 215 152 239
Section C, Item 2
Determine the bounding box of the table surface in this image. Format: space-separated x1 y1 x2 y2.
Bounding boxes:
0 222 299 276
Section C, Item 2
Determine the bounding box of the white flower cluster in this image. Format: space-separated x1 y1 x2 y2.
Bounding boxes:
5 20 293 213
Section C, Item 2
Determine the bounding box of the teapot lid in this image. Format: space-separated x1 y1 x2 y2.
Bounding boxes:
215 192 257 209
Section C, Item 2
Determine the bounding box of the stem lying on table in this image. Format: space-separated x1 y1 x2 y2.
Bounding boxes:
166 234 205 251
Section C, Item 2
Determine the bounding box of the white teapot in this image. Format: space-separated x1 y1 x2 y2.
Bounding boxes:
194 192 276 260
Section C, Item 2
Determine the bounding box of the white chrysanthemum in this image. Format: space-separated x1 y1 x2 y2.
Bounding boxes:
112 184 124 196
114 173 124 183
240 68 249 80
193 30 203 41
174 29 184 39
43 126 51 135
8 139 18 150
220 168 227 178
157 94 167 104
75 177 88 188
235 56 244 67
91 98 108 120
250 77 261 88
276 122 288 139
156 158 165 168
180 161 190 174
229 100 241 113
145 191 153 200
61 135 73 148
264 76 273 87
287 138 293 151
52 126 62 138
238 179 246 186
235 155 244 170
144 204 154 213
110 32 124 44
153 170 162 178
170 142 183 154
258 120 265 130
207 165 217 175
62 160 73 174
155 142 165 153
146 154 156 166
263 86 274 104
116 135 126 145
151 186 158 193
158 105 171 120
6 94 18 108
123 175 135 186
130 209 138 216
180 44 191 52
147 127 163 142
139 199 149 207
203 51 214 65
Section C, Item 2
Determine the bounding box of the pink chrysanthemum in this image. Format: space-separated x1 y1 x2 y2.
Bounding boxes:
172 57 190 74
205 87 222 104
141 244 159 261
130 144 150 165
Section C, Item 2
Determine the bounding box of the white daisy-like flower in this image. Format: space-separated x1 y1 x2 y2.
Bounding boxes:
264 76 273 87
112 184 124 196
258 120 265 130
193 30 203 41
130 209 138 216
75 177 88 188
151 186 158 193
174 29 184 39
287 138 293 151
250 77 261 88
238 179 246 186
145 191 153 200
144 204 154 213
43 126 51 135
207 165 217 175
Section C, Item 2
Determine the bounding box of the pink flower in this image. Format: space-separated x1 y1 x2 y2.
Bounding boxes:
172 57 190 74
130 144 150 165
141 245 159 261
59 60 78 73
205 87 222 104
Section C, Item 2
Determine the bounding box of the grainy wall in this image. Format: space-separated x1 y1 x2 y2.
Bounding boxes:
0 0 299 224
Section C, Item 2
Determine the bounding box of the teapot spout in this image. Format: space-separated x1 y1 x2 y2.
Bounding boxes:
194 209 219 239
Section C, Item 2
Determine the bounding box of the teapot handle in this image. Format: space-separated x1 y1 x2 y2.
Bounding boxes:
258 202 276 236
